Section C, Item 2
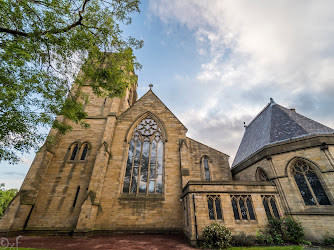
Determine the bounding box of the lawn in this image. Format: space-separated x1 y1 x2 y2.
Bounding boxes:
231 246 303 250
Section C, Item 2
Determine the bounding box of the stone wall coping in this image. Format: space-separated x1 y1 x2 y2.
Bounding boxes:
187 137 229 157
182 180 274 193
288 208 334 216
232 134 334 175
84 116 108 119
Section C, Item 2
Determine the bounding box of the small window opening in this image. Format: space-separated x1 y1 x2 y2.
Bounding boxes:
80 144 89 160
73 186 80 207
70 144 79 160
203 157 210 181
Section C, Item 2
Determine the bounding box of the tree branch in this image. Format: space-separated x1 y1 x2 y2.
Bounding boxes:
0 0 91 37
0 27 28 36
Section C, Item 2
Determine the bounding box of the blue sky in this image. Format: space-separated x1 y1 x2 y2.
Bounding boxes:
2 0 334 189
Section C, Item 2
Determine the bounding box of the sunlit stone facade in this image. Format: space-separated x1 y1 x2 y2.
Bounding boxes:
1 79 333 245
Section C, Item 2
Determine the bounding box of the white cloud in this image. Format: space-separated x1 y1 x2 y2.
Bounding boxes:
149 0 334 163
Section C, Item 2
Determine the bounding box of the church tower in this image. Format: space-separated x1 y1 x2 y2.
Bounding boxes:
0 59 138 233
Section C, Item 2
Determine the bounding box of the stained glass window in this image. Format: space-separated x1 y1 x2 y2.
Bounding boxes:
262 195 280 219
230 195 256 221
203 157 211 181
208 197 215 220
123 115 164 194
231 198 240 220
207 195 223 220
292 161 331 206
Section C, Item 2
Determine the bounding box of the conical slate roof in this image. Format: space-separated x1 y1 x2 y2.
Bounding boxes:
232 99 334 168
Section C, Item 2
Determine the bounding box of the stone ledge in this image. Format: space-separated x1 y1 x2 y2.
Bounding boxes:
182 180 274 192
84 116 107 119
181 190 277 199
119 194 165 201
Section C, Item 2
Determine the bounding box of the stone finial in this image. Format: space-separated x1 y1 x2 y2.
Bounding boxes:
270 98 275 103
149 84 153 89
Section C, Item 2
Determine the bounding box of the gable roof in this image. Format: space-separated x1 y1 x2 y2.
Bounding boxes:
187 137 229 157
118 89 188 131
231 98 334 168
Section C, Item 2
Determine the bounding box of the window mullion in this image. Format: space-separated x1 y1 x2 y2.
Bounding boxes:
146 141 152 194
136 138 144 194
128 139 136 194
304 173 320 206
154 140 158 194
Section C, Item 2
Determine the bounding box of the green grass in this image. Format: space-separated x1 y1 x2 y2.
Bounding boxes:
230 246 304 250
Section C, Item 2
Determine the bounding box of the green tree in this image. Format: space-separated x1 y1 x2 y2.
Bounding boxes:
0 0 143 164
0 183 18 217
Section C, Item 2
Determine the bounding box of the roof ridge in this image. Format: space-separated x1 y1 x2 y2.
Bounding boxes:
246 102 272 128
118 89 188 131
277 104 334 133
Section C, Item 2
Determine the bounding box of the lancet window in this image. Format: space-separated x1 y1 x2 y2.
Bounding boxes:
262 195 280 219
68 142 90 162
123 115 164 194
231 195 256 221
70 143 79 161
292 160 331 206
203 157 211 181
207 195 223 220
80 143 89 160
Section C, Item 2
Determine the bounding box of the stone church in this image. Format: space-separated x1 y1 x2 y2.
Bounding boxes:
1 73 334 245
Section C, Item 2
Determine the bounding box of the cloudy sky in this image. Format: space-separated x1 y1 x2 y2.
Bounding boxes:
2 0 334 189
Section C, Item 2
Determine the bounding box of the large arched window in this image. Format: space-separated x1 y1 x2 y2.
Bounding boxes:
292 160 331 206
123 115 164 194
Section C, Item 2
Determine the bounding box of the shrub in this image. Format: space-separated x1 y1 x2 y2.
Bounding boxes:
257 216 305 245
268 217 284 244
202 222 232 249
232 232 256 247
256 230 276 245
282 217 304 244
324 231 334 246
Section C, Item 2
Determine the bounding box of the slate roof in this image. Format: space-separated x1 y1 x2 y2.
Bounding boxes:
231 98 334 168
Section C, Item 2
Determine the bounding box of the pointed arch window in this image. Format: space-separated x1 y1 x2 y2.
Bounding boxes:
80 143 89 160
262 195 280 219
256 168 269 181
230 195 256 221
203 157 211 181
68 142 90 162
292 160 331 206
123 115 164 194
70 144 79 161
207 195 223 220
